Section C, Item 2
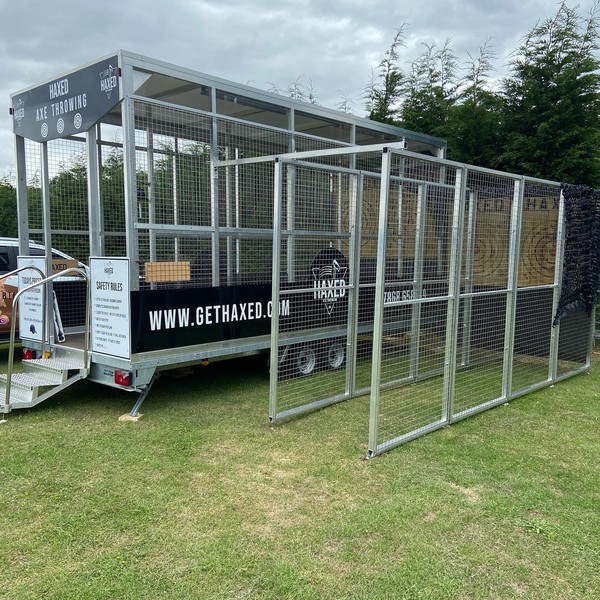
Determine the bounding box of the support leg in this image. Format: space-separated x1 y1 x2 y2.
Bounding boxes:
119 372 160 421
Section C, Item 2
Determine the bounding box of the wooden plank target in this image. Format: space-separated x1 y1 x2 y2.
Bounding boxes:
471 196 558 287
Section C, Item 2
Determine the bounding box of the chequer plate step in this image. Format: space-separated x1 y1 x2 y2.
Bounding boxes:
0 371 63 388
25 358 85 371
0 386 30 402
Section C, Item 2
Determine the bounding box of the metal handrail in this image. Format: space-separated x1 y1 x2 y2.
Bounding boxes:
0 265 45 281
1 264 46 347
2 267 90 414
0 265 45 286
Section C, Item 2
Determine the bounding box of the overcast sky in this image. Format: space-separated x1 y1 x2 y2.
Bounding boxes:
0 0 596 178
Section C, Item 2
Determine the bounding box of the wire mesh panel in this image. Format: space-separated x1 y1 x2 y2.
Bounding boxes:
510 182 561 392
295 133 348 153
518 183 560 288
366 151 592 455
131 100 299 289
217 118 291 158
21 137 88 334
46 137 90 259
25 136 90 261
132 100 214 286
354 174 383 392
556 311 592 377
511 288 554 392
217 159 276 285
453 293 507 415
99 122 127 258
453 170 516 416
368 152 462 455
270 159 360 422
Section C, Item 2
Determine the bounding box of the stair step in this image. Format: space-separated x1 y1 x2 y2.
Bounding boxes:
0 371 64 388
25 358 85 371
0 385 31 403
1 350 88 413
1 370 86 411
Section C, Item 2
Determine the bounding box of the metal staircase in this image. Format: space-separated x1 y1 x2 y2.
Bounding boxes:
1 266 90 417
0 350 88 413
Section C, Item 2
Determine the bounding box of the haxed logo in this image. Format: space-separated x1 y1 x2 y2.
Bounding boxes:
12 99 25 126
99 64 118 99
311 246 348 316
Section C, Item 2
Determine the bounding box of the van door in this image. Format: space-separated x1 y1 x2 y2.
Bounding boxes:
0 245 18 339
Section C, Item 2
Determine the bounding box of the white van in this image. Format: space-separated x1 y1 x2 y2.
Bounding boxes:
0 238 85 342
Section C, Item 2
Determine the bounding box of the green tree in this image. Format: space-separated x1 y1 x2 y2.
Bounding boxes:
498 1 600 185
48 154 89 259
0 179 17 237
446 41 504 167
399 40 458 140
364 26 407 124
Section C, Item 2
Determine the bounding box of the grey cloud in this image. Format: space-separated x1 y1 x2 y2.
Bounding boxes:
0 0 595 176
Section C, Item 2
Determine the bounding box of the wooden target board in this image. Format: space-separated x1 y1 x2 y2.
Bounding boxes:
518 196 559 286
343 183 559 288
472 196 558 287
355 185 444 263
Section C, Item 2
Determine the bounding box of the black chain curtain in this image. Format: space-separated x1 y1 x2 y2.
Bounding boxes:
553 183 600 325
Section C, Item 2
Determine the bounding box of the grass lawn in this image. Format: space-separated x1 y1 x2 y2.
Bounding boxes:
0 344 598 599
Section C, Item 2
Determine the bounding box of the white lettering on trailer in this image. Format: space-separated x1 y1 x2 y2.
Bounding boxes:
51 93 87 117
163 309 176 329
149 310 162 331
100 76 118 94
383 288 429 304
178 308 190 327
148 299 291 331
49 78 69 99
313 278 346 300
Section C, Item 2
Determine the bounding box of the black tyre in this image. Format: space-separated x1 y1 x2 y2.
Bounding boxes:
325 341 345 370
294 344 318 376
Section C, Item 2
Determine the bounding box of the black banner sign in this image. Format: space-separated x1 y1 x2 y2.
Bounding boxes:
130 247 351 354
131 284 281 353
11 55 120 142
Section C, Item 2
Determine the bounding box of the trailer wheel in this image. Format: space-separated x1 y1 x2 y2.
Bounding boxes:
326 341 345 370
294 344 318 376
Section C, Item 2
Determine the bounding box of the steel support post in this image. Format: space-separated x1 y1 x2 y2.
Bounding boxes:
87 124 103 257
40 142 53 343
443 167 467 423
225 146 233 284
121 96 141 290
14 135 29 255
173 138 180 263
346 173 362 398
286 165 297 282
210 92 221 287
368 148 393 457
549 190 566 381
502 179 524 400
147 123 157 288
410 183 427 380
268 159 284 421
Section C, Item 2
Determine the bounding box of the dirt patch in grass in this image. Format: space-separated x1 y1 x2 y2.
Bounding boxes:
449 482 481 503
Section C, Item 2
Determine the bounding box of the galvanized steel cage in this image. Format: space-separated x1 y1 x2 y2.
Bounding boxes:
9 52 594 449
238 145 594 455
